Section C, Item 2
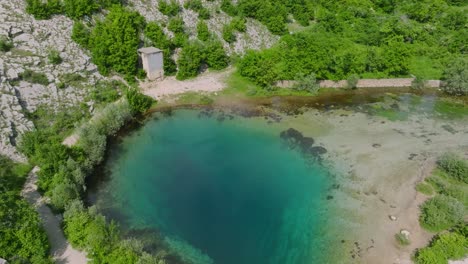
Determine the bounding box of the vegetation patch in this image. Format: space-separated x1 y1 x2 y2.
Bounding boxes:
415 228 468 264
434 98 468 119
19 69 49 85
416 182 434 196
419 195 464 232
0 155 50 263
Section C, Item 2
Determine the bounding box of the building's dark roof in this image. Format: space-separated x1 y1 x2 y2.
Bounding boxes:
138 47 162 54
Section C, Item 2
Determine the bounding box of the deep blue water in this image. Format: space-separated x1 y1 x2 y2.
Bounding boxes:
93 110 338 264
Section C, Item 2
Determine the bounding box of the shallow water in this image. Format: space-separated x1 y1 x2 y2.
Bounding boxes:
90 110 342 264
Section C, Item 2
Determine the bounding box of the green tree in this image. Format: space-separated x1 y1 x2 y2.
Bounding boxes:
177 42 204 80
204 40 229 70
88 6 145 78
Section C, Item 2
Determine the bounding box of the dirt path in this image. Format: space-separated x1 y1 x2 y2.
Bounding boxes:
140 68 232 100
21 167 87 264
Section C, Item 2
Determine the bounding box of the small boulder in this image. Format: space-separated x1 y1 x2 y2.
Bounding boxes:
389 215 397 221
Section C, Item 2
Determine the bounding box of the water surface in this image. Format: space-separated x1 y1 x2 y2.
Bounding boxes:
91 110 340 264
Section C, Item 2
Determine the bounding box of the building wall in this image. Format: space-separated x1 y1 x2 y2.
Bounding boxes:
142 52 164 80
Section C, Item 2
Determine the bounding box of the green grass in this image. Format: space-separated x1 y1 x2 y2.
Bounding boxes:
222 70 318 97
416 182 434 195
174 92 215 105
408 56 443 80
434 98 468 119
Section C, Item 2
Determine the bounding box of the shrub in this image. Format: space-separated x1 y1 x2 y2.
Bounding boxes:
0 36 13 52
159 0 180 17
411 76 427 90
346 74 359 89
197 21 210 41
176 42 204 80
204 40 229 70
168 16 185 34
63 0 99 19
419 195 464 232
26 0 63 19
437 153 468 183
231 16 247 32
20 70 49 85
220 0 237 16
442 57 468 95
71 21 90 48
415 232 467 264
293 73 320 94
395 233 410 246
222 24 236 43
48 49 62 64
125 88 154 114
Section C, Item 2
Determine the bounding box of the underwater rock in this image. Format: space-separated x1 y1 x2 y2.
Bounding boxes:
372 143 381 148
280 128 303 141
309 146 328 155
301 137 315 150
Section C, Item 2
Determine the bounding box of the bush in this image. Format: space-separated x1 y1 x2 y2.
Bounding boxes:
415 232 467 264
197 21 210 41
293 73 320 94
220 0 237 16
204 40 229 70
346 74 359 89
26 0 63 19
20 70 49 85
411 77 427 90
71 21 90 48
231 16 247 32
125 88 154 114
222 24 236 43
0 36 13 52
419 195 464 232
159 0 180 17
48 49 62 64
442 57 468 95
438 153 468 183
176 42 204 80
63 0 99 19
395 233 410 246
168 16 185 34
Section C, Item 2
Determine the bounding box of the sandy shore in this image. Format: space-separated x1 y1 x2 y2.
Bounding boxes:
22 167 87 264
278 108 468 263
140 69 231 100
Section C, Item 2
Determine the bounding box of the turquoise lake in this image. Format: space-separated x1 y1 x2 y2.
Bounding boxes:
90 109 343 264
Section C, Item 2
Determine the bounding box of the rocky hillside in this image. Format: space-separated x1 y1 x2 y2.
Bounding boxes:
0 0 108 161
0 0 280 161
130 0 279 55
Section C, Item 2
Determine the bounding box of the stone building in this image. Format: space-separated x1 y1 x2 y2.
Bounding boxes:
138 47 164 81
